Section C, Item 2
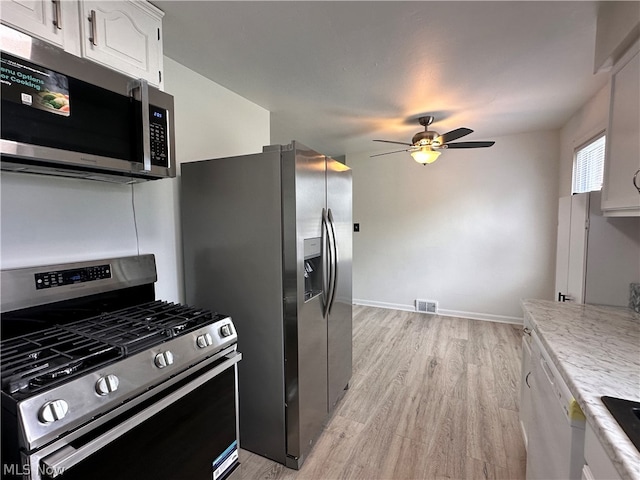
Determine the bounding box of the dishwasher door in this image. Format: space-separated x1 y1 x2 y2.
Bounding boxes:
526 331 585 480
519 332 533 448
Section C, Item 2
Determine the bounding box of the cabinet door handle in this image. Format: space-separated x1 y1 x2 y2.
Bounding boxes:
52 0 62 29
89 10 98 46
525 371 531 388
633 169 640 194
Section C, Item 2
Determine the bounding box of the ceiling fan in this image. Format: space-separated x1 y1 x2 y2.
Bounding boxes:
372 116 495 164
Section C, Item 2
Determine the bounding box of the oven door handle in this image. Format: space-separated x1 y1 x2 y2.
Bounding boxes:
41 351 241 477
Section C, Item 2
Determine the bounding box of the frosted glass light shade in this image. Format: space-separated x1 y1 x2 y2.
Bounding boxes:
411 148 441 164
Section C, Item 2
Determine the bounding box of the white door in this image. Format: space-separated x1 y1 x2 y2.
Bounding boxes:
567 194 589 303
555 194 589 303
555 196 572 301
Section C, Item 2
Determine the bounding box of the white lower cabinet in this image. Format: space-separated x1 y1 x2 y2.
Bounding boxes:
583 423 621 480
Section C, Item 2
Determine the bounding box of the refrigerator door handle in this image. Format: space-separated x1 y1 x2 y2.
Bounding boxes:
327 208 339 315
321 208 332 316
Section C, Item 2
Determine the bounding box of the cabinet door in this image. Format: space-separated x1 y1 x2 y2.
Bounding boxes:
79 1 163 87
584 423 621 480
601 42 640 215
1 0 66 48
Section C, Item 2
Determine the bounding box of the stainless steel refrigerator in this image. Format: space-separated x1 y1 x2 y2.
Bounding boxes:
181 141 352 469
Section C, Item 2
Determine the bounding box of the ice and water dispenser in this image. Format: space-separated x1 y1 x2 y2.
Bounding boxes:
303 237 323 301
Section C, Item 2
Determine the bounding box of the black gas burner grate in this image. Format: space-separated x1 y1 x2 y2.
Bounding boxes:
126 301 217 337
68 300 219 352
0 301 223 399
1 328 122 396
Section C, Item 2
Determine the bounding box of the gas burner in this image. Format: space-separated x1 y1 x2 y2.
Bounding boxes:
123 301 217 337
29 358 85 388
1 331 123 397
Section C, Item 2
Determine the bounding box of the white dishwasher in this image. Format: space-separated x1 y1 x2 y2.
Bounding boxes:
526 329 586 480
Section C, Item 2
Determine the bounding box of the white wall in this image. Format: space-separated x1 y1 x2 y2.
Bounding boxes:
1 174 140 267
1 57 269 303
136 57 270 302
347 130 560 322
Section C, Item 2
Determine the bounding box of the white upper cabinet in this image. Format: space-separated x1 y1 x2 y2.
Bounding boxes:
79 1 163 87
601 40 640 216
1 1 163 88
0 0 79 51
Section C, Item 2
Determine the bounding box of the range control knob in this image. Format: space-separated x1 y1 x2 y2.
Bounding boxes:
220 324 233 338
95 374 120 396
196 333 213 348
39 400 69 424
154 351 174 368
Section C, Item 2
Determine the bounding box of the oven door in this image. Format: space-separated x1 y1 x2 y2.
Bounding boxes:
29 351 241 480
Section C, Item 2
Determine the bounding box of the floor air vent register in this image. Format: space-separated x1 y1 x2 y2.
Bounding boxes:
415 299 438 314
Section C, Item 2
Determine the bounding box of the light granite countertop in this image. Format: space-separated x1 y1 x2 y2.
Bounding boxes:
521 299 640 480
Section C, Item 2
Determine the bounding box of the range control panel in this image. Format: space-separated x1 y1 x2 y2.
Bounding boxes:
35 264 112 290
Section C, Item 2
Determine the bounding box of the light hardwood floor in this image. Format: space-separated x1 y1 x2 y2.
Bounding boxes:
239 305 526 480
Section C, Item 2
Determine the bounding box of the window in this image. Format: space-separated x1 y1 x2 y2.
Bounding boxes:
572 134 606 194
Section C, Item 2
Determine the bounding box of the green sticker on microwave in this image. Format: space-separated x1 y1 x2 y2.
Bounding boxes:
1 53 70 116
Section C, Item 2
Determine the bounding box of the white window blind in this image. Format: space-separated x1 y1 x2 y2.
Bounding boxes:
572 135 605 194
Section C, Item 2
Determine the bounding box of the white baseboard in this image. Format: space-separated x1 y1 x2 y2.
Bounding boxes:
352 299 523 325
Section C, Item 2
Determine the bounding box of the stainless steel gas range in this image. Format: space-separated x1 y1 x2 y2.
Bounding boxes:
0 255 241 480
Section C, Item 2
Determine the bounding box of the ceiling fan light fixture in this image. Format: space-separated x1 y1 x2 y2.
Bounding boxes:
411 147 441 165
371 115 495 162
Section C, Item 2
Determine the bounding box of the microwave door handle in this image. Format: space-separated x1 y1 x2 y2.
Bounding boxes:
140 79 151 172
128 79 152 172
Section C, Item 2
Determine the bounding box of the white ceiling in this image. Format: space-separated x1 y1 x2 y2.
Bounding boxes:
155 1 609 158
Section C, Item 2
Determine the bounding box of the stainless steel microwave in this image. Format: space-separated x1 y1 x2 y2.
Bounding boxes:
0 25 175 183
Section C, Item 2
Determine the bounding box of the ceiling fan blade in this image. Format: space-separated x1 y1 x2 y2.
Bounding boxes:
370 148 413 157
373 139 413 146
445 141 495 149
437 127 473 144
